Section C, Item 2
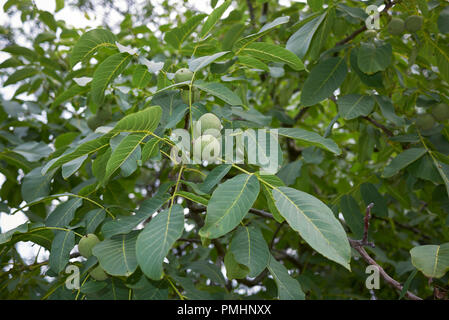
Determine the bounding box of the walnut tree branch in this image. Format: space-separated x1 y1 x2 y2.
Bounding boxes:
362 116 394 137
349 203 422 300
246 0 256 27
349 241 422 300
334 0 399 48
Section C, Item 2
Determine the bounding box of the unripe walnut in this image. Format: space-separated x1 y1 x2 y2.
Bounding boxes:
97 105 112 123
78 234 100 258
87 115 102 131
193 113 222 139
387 17 405 35
365 29 377 39
170 145 190 165
405 15 423 33
89 265 108 281
431 103 449 121
174 68 193 83
415 114 436 130
193 134 221 163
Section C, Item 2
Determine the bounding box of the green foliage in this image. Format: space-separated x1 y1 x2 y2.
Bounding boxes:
1 0 449 301
410 243 449 278
199 174 260 239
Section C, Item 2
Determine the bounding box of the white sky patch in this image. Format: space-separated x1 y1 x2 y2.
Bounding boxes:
184 222 195 232
115 41 138 55
139 56 164 73
73 77 92 86
0 211 28 233
115 86 131 94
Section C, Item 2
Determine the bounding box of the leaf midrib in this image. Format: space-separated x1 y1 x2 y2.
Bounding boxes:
212 174 252 226
433 245 440 277
276 188 333 250
310 58 344 97
342 95 365 118
95 53 131 101
242 44 300 69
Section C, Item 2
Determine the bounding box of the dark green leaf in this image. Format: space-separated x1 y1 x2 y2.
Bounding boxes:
301 57 347 107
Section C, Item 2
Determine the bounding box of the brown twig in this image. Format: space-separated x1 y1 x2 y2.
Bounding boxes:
335 26 367 47
363 203 374 244
270 222 285 249
349 203 422 300
249 207 274 219
362 116 394 137
238 269 268 286
350 240 422 300
334 0 398 47
246 0 256 26
331 95 394 137
294 106 309 122
262 2 268 17
272 250 302 269
3 252 81 275
190 204 273 220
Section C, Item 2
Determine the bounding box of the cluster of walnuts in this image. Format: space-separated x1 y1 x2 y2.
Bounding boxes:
87 104 112 131
78 234 107 281
416 103 449 131
365 13 448 131
174 68 222 163
364 14 424 39
387 15 424 35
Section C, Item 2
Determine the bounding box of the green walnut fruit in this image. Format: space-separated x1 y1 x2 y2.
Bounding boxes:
405 15 423 33
170 145 190 165
431 103 449 121
387 17 405 35
415 114 436 130
97 106 112 123
193 134 221 163
193 113 222 138
181 88 200 104
365 29 377 39
174 68 193 83
87 115 102 131
89 265 108 281
78 234 100 258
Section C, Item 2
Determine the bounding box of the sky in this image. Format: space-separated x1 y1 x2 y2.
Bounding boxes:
0 0 302 269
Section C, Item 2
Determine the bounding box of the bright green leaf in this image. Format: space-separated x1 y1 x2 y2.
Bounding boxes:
70 28 117 67
272 186 351 270
136 204 184 280
267 255 305 300
301 57 347 107
410 243 449 278
92 231 138 277
230 226 270 277
240 42 304 71
199 174 260 239
91 52 132 105
382 148 427 178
